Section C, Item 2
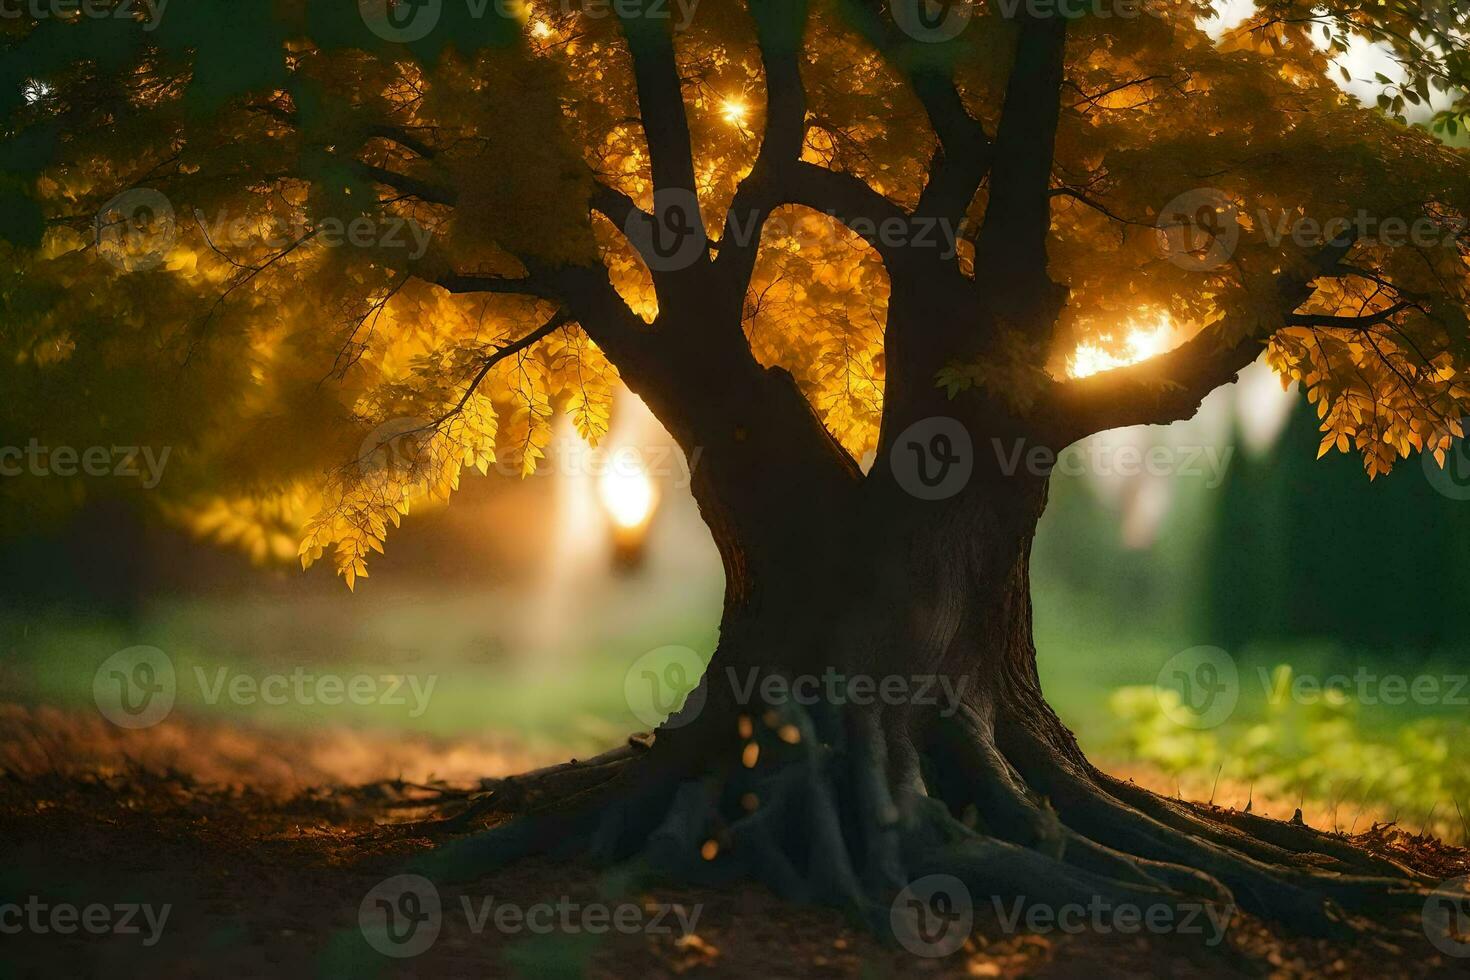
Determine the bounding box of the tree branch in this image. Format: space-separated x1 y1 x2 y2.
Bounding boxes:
1049 187 1154 229
748 0 810 165
617 2 701 205
784 161 910 246
975 14 1068 293
611 1 712 312
428 308 574 429
1040 238 1359 445
355 163 457 207
842 0 992 225
589 180 650 229
716 162 917 284
366 123 438 160
713 0 812 289
912 71 994 225
1286 302 1413 328
247 100 448 197
1336 264 1431 302
433 272 560 300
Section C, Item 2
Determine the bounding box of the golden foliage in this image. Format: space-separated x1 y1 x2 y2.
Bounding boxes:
4 1 1469 581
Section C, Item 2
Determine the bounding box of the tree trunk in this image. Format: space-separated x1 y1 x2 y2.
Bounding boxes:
416 449 1437 949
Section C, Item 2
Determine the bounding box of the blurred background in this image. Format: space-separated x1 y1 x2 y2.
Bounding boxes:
2 367 1468 841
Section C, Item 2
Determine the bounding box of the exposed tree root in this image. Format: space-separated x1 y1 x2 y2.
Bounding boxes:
403 695 1448 960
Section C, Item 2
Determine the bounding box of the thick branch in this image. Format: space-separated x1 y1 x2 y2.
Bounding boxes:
434 262 701 455
716 160 910 297
712 0 812 289
843 0 992 225
613 1 712 313
355 163 456 207
427 234 777 479
748 0 810 165
365 123 438 160
1040 239 1358 445
912 71 993 225
783 161 912 254
591 179 729 278
975 14 1068 292
433 272 560 300
618 3 701 205
590 180 646 229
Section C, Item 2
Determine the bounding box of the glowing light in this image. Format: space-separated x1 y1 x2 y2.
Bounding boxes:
720 97 750 127
1234 360 1297 457
598 464 656 530
529 20 554 39
1068 320 1175 379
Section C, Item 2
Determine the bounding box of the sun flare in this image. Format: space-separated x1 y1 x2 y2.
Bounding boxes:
1068 320 1176 379
720 97 750 127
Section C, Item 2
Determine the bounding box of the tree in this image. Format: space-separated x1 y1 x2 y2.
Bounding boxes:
4 0 1470 946
1206 397 1470 654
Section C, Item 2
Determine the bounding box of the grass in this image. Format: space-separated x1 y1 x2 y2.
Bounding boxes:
1 594 719 748
1103 665 1470 843
3 583 1467 842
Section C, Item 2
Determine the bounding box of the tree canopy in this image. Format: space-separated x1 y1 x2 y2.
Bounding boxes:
2 0 1468 585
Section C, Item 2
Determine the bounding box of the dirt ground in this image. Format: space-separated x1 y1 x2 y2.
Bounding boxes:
3 706 1469 979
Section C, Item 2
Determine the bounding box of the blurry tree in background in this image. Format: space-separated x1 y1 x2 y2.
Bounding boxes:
1207 398 1470 655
